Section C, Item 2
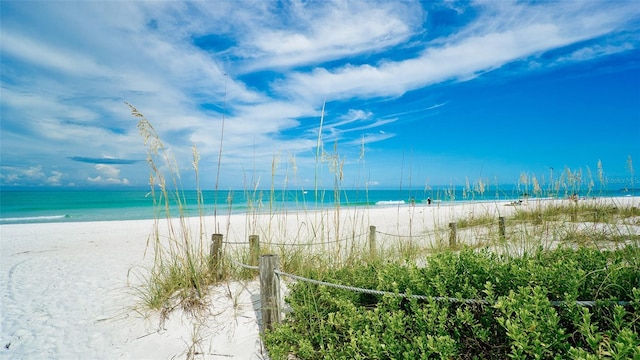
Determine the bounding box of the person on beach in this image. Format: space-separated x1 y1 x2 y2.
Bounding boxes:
427 197 432 205
410 197 415 207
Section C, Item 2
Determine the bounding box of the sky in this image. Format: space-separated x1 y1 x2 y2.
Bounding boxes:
1 0 639 191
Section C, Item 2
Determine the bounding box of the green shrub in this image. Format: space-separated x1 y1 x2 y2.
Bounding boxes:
264 246 640 359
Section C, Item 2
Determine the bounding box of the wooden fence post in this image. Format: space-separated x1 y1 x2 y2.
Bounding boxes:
259 254 281 332
449 222 457 248
249 235 260 266
369 225 377 260
210 234 223 280
498 217 506 240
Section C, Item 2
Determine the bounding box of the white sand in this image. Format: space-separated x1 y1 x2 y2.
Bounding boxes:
2 197 638 359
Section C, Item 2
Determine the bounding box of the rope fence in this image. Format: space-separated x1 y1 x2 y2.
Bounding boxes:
375 227 445 239
208 211 636 331
218 211 636 253
273 269 629 308
229 258 259 271
274 269 489 305
226 253 631 332
221 231 368 248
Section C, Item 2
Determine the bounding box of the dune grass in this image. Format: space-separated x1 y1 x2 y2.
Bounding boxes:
129 103 216 315
129 103 373 313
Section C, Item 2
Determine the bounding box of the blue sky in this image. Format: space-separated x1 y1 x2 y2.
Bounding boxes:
1 0 639 191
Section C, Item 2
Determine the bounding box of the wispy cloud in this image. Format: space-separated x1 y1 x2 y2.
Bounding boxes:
277 4 637 103
238 0 422 71
1 31 110 77
350 131 396 147
557 43 635 63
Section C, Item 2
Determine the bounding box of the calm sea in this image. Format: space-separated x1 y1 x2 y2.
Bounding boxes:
0 188 633 225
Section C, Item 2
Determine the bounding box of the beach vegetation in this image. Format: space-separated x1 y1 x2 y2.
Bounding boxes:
264 246 640 359
454 213 496 229
512 202 640 223
129 103 216 316
128 103 639 359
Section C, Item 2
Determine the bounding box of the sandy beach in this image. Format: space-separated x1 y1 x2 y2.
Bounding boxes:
2 197 638 359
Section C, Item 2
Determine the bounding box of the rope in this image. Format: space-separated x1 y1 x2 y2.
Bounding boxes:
274 269 489 305
375 230 416 238
273 237 350 247
376 228 445 239
549 299 629 307
228 258 259 270
222 261 631 307
273 270 630 307
223 231 368 247
376 231 429 239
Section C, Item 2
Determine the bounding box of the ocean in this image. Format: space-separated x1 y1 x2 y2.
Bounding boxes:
0 188 634 225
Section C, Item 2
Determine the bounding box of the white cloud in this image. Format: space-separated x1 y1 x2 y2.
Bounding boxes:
0 165 64 186
87 164 130 185
0 31 111 77
242 0 421 70
557 43 634 63
273 1 639 103
47 171 63 186
277 21 604 102
330 109 373 128
425 103 446 110
361 131 396 145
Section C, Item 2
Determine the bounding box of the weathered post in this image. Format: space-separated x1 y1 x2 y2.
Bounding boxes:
249 235 260 266
259 254 281 332
369 225 377 260
210 234 223 280
498 217 506 240
449 222 457 248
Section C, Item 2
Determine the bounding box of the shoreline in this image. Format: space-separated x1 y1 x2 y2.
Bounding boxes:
1 196 638 358
1 190 635 226
3 194 635 222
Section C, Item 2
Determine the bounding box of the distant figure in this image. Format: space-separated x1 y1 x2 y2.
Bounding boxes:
427 197 432 205
410 197 415 207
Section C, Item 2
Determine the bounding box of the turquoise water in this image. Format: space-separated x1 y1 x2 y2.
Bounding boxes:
0 188 634 225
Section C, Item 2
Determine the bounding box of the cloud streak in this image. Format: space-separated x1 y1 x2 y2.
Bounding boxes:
68 157 142 165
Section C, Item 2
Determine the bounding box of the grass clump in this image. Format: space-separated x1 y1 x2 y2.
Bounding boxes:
455 213 497 229
129 104 218 316
513 203 640 224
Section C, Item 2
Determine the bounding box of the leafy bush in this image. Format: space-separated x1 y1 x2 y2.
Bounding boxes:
264 246 640 359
